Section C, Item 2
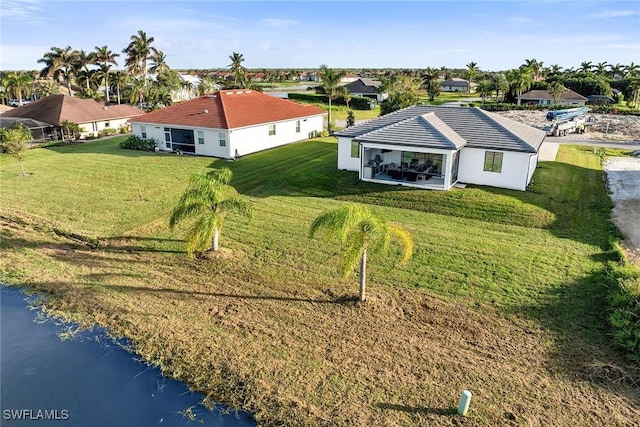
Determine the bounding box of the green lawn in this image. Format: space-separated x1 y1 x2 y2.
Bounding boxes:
0 137 618 316
1 136 636 425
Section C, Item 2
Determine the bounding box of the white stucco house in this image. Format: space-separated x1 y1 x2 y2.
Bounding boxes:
517 89 588 106
440 78 477 93
335 105 546 191
129 89 326 158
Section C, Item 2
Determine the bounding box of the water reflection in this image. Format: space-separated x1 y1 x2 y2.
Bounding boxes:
1 286 255 427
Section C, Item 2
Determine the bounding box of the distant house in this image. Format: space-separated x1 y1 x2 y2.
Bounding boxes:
517 89 587 106
342 78 388 102
587 94 616 105
440 78 477 93
1 94 144 140
335 105 545 191
128 89 326 159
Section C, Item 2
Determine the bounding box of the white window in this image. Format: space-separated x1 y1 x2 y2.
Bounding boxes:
141 125 147 139
295 120 301 133
219 132 226 147
197 130 204 144
268 124 276 136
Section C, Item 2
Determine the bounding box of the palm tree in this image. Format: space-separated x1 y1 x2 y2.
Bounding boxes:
38 46 77 96
318 65 347 132
465 61 480 91
476 80 492 102
111 70 128 104
149 50 170 74
309 203 413 302
523 58 543 79
421 67 441 102
625 62 640 78
491 72 507 101
579 61 594 74
595 61 609 77
169 169 252 257
35 80 60 98
227 51 246 87
2 71 33 105
608 63 625 79
94 45 119 104
123 30 158 85
73 49 95 91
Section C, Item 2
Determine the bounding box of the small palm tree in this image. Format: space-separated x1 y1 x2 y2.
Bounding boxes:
309 203 413 302
169 169 252 258
318 65 347 132
228 52 246 87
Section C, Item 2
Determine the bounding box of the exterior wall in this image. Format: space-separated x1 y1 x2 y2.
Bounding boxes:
527 153 538 184
337 136 361 170
78 118 131 138
441 85 467 92
132 115 323 159
457 147 532 191
229 115 324 158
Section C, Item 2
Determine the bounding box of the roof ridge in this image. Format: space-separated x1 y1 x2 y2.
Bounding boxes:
418 113 467 148
357 110 424 139
214 91 230 128
474 108 535 151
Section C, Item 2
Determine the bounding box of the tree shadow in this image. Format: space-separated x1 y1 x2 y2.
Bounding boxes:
95 283 357 305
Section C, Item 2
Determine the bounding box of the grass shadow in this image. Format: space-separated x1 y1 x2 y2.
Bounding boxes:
375 402 457 417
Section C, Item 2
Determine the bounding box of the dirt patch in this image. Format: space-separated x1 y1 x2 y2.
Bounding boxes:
496 110 640 142
604 157 640 265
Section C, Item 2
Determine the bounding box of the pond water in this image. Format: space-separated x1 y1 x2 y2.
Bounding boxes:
0 286 256 427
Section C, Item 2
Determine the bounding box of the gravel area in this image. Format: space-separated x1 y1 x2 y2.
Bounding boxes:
495 110 640 142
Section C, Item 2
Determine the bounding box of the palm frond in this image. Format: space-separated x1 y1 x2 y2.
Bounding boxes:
184 213 217 258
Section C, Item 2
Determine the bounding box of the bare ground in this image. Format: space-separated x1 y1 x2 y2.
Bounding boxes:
2 216 639 426
603 157 640 265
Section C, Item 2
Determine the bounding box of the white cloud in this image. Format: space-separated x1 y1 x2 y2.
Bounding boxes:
0 0 43 23
587 9 639 19
261 18 297 28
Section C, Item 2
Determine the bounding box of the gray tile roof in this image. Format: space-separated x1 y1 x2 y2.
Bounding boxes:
518 89 587 101
342 78 382 95
335 105 545 153
356 112 466 150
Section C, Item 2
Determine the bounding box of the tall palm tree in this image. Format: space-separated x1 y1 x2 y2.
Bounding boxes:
73 49 95 91
227 51 246 87
123 30 158 85
111 70 128 105
421 67 441 102
625 62 640 78
465 61 480 90
2 71 33 106
38 46 77 96
318 65 347 132
491 72 507 101
608 63 625 79
594 61 609 77
169 169 252 257
309 203 413 302
149 50 170 74
94 45 119 104
579 61 594 74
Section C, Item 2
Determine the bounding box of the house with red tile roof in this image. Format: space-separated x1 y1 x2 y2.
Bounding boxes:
1 94 144 139
128 90 326 158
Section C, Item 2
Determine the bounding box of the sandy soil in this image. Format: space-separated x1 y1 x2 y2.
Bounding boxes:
604 157 640 265
496 110 640 142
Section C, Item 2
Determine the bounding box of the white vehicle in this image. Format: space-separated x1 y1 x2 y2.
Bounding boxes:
543 107 596 137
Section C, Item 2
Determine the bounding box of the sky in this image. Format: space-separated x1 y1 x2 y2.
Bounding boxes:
0 0 639 72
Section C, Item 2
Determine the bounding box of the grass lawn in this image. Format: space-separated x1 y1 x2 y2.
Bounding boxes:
1 137 638 425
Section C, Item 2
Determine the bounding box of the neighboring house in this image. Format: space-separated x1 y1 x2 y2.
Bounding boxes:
440 78 477 93
128 89 326 159
342 78 388 102
587 94 616 105
517 89 587 106
335 105 545 191
1 94 144 139
0 117 55 142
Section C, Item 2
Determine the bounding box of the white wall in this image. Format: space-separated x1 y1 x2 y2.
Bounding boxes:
458 148 532 191
229 115 324 158
337 136 361 170
132 114 323 158
78 118 131 138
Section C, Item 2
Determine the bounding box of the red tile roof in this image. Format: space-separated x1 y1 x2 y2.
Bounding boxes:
1 94 144 126
129 90 326 129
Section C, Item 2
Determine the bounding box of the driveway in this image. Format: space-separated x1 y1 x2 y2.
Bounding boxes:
604 157 640 265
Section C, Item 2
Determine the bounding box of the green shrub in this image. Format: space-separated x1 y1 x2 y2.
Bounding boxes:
120 135 157 151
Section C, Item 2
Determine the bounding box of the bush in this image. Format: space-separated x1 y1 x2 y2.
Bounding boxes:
120 135 157 151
